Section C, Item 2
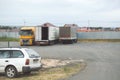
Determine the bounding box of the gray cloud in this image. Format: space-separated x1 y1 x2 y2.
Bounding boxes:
0 0 120 27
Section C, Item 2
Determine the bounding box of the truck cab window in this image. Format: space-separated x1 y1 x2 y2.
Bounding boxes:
20 30 33 36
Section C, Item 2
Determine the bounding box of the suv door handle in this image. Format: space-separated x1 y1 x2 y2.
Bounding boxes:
5 60 9 62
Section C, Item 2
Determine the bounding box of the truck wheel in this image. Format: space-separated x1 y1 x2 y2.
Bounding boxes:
74 39 77 43
5 66 18 78
49 41 54 45
62 41 65 44
20 43 23 46
70 40 73 44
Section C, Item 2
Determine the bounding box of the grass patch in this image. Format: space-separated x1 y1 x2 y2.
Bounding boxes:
0 37 19 41
78 39 120 42
0 62 86 80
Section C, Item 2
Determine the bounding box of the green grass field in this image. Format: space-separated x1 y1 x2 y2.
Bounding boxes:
78 39 120 42
0 37 19 41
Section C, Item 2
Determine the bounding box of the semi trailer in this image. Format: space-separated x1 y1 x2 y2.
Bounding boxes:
59 24 78 44
35 23 59 45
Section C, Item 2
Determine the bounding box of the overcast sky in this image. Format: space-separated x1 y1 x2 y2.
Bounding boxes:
0 0 120 27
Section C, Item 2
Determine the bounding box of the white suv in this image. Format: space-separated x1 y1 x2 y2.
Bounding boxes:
0 48 42 78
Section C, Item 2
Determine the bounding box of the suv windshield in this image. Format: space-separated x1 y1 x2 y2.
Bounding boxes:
19 30 33 36
25 49 40 58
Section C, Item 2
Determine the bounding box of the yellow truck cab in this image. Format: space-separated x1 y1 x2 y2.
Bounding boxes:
19 27 35 46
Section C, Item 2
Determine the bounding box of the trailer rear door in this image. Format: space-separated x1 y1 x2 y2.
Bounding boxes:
42 27 48 40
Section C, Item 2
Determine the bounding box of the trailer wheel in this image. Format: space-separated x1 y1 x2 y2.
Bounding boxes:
74 39 77 43
71 40 74 44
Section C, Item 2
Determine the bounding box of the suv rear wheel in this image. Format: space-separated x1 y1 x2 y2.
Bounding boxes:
5 66 18 78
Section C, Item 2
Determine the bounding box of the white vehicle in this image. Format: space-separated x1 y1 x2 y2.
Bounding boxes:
0 48 42 78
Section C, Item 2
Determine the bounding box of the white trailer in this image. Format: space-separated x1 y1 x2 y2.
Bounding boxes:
35 26 59 45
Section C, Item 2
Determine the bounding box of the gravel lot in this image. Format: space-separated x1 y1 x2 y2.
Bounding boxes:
0 42 120 80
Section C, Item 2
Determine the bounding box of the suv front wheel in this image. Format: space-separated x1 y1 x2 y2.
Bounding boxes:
5 66 18 78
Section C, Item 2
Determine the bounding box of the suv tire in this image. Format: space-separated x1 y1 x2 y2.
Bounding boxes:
5 66 18 78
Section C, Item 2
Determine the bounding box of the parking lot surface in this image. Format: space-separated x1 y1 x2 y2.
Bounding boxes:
0 42 120 80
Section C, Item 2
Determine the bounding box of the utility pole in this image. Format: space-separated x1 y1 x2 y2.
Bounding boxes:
23 19 26 26
88 20 90 27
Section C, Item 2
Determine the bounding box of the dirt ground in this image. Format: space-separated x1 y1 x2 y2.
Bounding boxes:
41 58 85 68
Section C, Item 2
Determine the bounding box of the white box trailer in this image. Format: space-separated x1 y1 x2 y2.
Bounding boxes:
35 26 59 45
59 26 77 44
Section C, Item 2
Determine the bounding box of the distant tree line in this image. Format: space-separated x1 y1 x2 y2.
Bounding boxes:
89 27 103 30
0 25 18 29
